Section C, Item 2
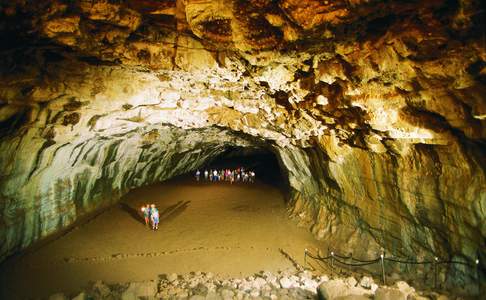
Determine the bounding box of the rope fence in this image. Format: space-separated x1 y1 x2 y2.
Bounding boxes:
304 248 482 294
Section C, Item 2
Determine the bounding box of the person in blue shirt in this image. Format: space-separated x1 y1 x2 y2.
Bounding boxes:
150 204 159 230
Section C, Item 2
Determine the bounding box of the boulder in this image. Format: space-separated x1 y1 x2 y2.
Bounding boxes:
280 276 293 289
359 276 374 289
374 287 407 300
394 281 415 297
345 277 358 287
121 281 157 300
167 273 178 282
317 279 372 300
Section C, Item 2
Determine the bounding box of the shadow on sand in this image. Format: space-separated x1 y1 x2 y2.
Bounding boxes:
159 200 190 224
119 202 145 225
119 200 191 225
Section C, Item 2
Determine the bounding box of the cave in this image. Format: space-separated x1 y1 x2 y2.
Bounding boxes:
0 0 485 299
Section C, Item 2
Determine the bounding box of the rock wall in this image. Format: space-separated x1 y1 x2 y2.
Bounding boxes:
277 137 485 287
0 0 485 289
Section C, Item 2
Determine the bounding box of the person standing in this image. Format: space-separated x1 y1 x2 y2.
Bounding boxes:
195 169 201 181
141 204 151 227
150 204 159 230
204 169 209 180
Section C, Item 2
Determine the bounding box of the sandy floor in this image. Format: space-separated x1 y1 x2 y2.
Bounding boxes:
0 176 323 299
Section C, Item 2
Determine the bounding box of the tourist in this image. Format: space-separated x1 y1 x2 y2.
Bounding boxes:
213 169 218 181
141 204 151 227
204 169 209 180
195 169 201 181
150 204 159 230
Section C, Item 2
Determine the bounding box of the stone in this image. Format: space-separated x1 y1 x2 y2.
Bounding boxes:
374 287 407 300
121 281 157 299
252 277 267 289
167 273 178 282
279 277 293 289
192 283 209 296
317 279 372 300
359 276 373 289
345 277 358 287
220 289 235 299
393 281 415 297
205 291 221 300
91 281 111 298
301 277 318 291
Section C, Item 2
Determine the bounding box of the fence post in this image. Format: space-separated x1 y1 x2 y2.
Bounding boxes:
330 251 334 276
476 258 480 295
304 249 307 268
433 257 438 289
380 251 386 285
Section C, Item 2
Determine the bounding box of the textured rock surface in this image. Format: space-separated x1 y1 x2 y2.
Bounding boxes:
47 271 445 300
0 0 485 290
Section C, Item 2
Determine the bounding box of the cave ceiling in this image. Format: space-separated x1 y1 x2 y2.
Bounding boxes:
0 0 484 151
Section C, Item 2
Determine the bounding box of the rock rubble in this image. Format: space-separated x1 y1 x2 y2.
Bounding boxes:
47 270 454 300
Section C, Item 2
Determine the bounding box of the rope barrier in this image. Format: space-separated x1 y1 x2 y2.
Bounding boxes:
304 248 481 293
333 257 381 267
384 257 433 265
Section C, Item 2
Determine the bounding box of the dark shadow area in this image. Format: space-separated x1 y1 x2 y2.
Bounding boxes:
159 200 190 224
118 202 145 225
201 146 288 191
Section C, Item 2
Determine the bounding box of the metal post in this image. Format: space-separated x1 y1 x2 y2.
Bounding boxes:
304 249 307 268
380 252 386 285
476 258 480 296
433 257 438 289
330 251 334 276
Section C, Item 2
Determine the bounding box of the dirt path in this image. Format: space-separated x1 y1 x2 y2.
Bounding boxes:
0 177 323 299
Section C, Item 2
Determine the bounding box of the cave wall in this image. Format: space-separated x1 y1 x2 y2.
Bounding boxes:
0 0 485 288
276 136 485 286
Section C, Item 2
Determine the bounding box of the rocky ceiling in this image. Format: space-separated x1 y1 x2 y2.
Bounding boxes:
0 0 485 289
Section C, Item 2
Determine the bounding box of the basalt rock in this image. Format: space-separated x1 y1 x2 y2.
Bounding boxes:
0 0 485 291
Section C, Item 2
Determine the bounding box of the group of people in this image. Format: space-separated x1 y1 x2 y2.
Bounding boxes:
140 204 159 230
195 167 256 183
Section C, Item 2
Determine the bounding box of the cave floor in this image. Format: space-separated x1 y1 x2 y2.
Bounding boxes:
0 176 323 299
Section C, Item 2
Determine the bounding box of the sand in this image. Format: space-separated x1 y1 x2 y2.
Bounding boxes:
0 176 323 299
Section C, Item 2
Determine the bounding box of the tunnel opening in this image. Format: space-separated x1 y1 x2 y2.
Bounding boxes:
200 146 289 193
